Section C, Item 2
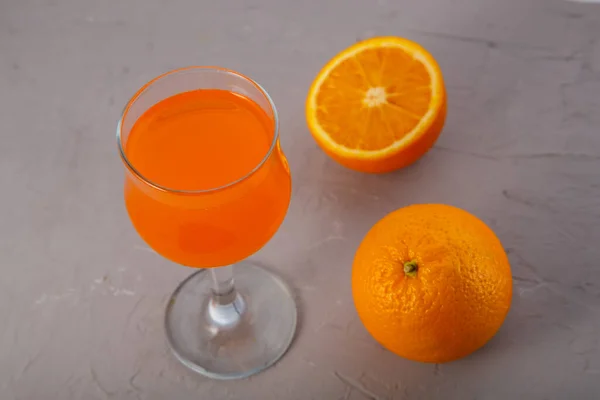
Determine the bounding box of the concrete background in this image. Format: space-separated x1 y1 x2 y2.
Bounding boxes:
1 0 600 398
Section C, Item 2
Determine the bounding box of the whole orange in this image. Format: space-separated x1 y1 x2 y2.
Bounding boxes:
352 204 512 363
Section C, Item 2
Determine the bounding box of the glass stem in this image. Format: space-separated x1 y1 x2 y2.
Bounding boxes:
211 265 235 299
208 266 246 328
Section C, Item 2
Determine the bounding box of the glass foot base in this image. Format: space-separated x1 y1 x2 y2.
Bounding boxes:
164 261 297 380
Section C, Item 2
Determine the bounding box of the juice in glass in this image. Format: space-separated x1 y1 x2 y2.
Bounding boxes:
124 89 291 267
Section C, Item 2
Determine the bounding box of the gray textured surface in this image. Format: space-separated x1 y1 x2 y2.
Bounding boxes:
1 0 600 398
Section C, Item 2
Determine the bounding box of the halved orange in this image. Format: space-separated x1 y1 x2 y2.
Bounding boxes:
306 36 446 173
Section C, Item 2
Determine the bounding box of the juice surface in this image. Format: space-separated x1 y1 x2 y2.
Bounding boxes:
124 89 291 267
126 89 272 191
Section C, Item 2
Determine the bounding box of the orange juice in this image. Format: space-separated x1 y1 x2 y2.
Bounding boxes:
123 89 291 267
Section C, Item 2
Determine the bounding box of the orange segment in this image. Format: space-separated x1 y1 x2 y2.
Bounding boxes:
306 36 446 173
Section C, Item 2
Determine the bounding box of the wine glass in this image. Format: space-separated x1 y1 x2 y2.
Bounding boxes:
116 67 296 380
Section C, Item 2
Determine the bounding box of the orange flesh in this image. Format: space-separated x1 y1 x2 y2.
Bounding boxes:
314 47 432 151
